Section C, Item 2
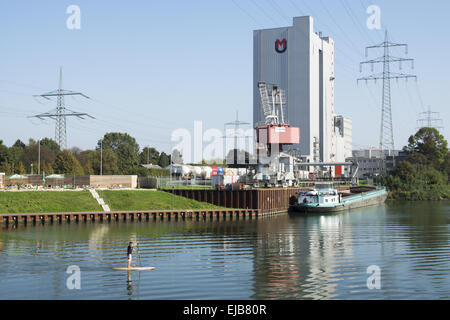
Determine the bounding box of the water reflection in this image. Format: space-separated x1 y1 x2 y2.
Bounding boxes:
304 214 353 299
1 203 450 299
252 213 355 299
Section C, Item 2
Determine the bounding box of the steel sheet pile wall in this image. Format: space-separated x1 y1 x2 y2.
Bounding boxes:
139 177 157 189
167 188 305 214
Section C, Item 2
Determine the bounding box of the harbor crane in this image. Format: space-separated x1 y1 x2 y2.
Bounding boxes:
253 82 358 187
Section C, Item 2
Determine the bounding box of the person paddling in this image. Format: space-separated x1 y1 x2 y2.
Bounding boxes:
127 242 134 269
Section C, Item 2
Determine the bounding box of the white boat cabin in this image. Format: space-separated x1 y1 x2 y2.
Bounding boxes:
297 183 341 205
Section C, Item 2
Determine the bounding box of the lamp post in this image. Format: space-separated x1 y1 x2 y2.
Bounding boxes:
100 139 103 176
171 146 174 210
38 139 41 175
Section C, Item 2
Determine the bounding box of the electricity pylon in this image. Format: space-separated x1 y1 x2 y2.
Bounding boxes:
358 31 417 156
31 67 94 150
417 106 444 131
224 110 251 166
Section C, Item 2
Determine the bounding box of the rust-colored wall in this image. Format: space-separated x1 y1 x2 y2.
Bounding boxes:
166 188 305 213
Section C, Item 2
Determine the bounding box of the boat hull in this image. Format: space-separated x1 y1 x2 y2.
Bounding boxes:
291 189 388 214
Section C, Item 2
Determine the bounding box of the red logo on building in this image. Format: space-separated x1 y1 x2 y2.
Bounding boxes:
275 39 287 53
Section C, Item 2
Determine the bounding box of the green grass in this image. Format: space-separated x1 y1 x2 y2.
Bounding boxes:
98 190 223 211
0 191 101 214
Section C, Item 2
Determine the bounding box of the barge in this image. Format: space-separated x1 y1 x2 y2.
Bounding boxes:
290 182 388 214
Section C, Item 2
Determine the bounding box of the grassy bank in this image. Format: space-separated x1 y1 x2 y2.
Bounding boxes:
97 190 222 211
0 191 100 214
0 190 224 214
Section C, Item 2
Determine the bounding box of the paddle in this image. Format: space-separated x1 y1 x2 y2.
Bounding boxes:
135 242 142 267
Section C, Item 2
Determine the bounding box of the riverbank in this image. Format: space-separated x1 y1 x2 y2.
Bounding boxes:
387 186 450 201
0 190 223 214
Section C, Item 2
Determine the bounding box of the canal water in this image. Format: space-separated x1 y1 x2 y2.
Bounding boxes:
1 202 450 300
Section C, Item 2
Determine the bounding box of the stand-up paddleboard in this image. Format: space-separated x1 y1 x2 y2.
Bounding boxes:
113 267 155 271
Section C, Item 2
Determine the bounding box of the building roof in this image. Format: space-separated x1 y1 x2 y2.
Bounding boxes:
8 174 27 179
142 164 162 170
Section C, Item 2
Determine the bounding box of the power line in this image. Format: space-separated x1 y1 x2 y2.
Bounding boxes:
318 0 362 55
269 1 360 75
249 0 282 26
265 0 291 24
0 79 52 92
340 0 375 44
296 0 362 63
230 0 263 26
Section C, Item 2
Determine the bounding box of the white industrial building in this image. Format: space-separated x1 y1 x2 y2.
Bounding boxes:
253 16 351 169
334 115 352 162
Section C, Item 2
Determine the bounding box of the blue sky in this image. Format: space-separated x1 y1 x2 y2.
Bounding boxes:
0 0 448 154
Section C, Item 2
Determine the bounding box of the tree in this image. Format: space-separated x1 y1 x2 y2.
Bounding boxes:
442 153 450 183
8 146 24 165
70 146 82 156
201 158 224 166
140 147 160 165
98 133 140 173
158 152 170 168
40 138 61 155
404 127 448 168
54 150 84 174
44 162 54 175
76 150 93 174
16 161 26 174
171 149 183 164
20 144 56 175
0 140 9 164
422 166 446 186
80 149 119 175
12 139 26 149
392 161 416 187
0 161 12 175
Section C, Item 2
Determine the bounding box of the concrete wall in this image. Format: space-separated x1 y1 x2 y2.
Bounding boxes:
90 175 137 188
1 175 137 188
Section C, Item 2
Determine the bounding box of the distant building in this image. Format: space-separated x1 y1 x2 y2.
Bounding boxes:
347 149 407 178
352 148 399 159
